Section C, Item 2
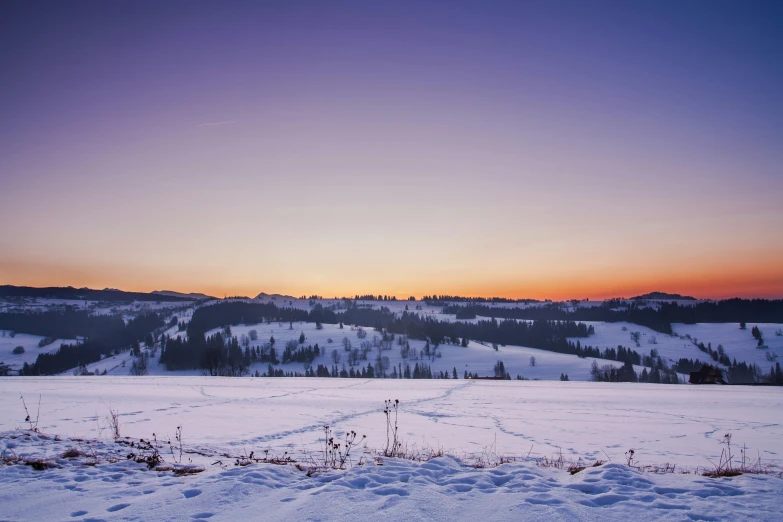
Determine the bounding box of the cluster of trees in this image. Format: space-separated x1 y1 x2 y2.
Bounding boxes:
494 360 510 379
260 361 440 379
765 362 783 385
18 312 164 375
751 326 765 347
377 314 594 354
160 329 323 374
354 294 398 301
442 302 672 333
281 343 320 364
692 341 732 366
726 360 761 384
2 309 120 341
442 298 783 334
161 333 247 374
182 302 596 359
673 357 709 374
601 345 641 365
423 295 539 304
590 360 680 384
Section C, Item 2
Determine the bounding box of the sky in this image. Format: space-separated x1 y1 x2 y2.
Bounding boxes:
1 0 782 300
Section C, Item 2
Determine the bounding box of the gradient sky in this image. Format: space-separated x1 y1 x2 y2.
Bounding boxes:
1 1 782 300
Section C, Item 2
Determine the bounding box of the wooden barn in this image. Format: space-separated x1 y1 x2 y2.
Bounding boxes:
689 364 727 385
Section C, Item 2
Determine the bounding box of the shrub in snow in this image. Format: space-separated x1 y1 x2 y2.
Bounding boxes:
13 346 24 355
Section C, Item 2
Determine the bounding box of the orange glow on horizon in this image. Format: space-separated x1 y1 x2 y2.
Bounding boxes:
2 256 781 302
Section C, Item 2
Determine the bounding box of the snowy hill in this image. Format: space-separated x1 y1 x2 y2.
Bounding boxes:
0 332 77 372
4 296 781 382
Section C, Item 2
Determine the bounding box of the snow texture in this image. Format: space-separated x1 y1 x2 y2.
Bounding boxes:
1 378 782 520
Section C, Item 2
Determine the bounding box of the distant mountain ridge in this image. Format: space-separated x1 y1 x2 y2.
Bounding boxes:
255 292 298 301
0 285 194 302
631 291 696 301
151 290 214 300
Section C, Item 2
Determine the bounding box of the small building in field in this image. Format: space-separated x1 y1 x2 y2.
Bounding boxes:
689 364 726 385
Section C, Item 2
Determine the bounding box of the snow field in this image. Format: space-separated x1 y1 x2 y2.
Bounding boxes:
2 378 781 471
2 434 781 521
1 378 782 521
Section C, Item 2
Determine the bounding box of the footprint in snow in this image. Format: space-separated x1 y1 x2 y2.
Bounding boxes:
525 497 564 506
371 486 409 497
192 514 214 519
106 503 130 512
182 489 202 499
70 511 88 517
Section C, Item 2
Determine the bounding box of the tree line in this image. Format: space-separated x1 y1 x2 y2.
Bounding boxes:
184 302 598 354
442 298 783 334
18 312 164 375
177 302 654 368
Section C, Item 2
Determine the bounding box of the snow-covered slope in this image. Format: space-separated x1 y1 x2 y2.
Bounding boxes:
84 318 776 381
1 440 780 522
193 321 620 380
672 323 782 368
568 322 714 365
0 331 76 371
5 296 781 380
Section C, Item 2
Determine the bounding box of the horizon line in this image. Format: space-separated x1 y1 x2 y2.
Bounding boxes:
3 283 782 302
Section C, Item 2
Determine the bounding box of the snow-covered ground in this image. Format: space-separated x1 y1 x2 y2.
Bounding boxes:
2 378 780 470
0 331 77 371
672 323 783 369
3 438 781 522
570 321 705 363
1 378 781 521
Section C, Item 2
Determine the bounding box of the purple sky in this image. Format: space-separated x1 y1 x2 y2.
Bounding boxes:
1 1 782 299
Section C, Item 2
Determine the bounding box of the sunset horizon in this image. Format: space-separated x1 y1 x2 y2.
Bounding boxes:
2 0 781 302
